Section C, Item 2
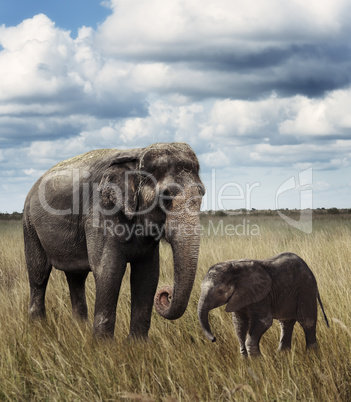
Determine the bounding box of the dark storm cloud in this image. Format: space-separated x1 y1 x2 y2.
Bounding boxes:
107 40 351 102
195 44 351 72
0 96 148 149
0 117 84 148
139 43 351 99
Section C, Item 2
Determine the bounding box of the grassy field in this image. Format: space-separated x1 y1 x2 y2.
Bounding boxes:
0 214 350 401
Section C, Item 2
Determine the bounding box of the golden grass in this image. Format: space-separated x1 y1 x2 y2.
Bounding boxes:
0 215 350 401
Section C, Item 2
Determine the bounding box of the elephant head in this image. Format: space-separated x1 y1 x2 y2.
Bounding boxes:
98 143 205 321
197 261 272 342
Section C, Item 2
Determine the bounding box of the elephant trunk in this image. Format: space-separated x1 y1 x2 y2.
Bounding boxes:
154 227 200 320
197 294 216 342
154 185 201 320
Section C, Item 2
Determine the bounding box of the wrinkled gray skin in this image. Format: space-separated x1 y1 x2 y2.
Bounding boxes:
198 252 329 356
23 142 205 340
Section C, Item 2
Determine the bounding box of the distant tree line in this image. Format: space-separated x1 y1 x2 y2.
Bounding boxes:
0 208 349 221
0 212 23 220
200 208 351 217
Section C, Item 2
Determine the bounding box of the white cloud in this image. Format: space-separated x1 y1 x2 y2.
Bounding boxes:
199 149 231 168
99 0 350 56
0 14 149 119
106 100 206 147
200 96 281 139
0 14 58 50
279 97 331 136
198 91 351 144
279 91 351 136
0 15 76 100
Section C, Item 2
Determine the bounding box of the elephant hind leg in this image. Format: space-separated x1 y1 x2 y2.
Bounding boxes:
29 271 52 319
65 271 89 320
24 225 52 319
299 319 317 349
297 293 318 349
278 319 296 351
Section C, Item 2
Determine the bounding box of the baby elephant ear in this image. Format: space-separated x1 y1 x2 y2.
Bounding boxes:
225 263 272 312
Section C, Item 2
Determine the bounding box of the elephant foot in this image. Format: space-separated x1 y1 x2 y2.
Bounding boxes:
29 306 46 321
126 333 152 345
238 345 248 357
278 343 292 352
93 330 114 341
248 352 261 358
93 321 115 340
245 341 261 357
306 342 318 351
72 310 88 322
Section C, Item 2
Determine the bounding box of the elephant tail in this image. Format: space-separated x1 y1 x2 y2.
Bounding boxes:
317 291 329 328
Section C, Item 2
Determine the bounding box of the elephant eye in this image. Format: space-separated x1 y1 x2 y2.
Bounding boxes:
217 287 224 295
217 286 228 296
158 183 180 211
159 194 173 211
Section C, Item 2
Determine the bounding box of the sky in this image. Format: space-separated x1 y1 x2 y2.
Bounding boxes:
1 0 351 213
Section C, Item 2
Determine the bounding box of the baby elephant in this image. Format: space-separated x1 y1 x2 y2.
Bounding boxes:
198 252 329 356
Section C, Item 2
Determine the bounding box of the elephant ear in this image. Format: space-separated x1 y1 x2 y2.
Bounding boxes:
225 262 272 312
98 153 140 219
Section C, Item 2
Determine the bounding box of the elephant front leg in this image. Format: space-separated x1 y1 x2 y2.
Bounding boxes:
93 263 127 339
245 314 273 356
129 249 160 340
278 319 296 351
232 312 249 356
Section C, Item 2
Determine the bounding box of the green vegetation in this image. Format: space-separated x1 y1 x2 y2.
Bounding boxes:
0 212 23 221
0 214 350 400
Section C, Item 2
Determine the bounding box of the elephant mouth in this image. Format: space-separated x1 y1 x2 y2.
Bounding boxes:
154 285 173 311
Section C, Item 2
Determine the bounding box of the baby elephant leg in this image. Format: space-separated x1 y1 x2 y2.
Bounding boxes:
278 319 296 351
298 294 318 350
232 312 249 356
245 314 273 356
300 320 317 349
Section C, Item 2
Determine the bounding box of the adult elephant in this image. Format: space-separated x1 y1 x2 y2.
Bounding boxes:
23 142 205 340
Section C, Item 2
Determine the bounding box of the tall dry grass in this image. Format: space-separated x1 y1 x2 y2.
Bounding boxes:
0 215 350 401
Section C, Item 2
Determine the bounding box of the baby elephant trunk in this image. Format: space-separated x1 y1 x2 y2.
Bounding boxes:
197 296 216 342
